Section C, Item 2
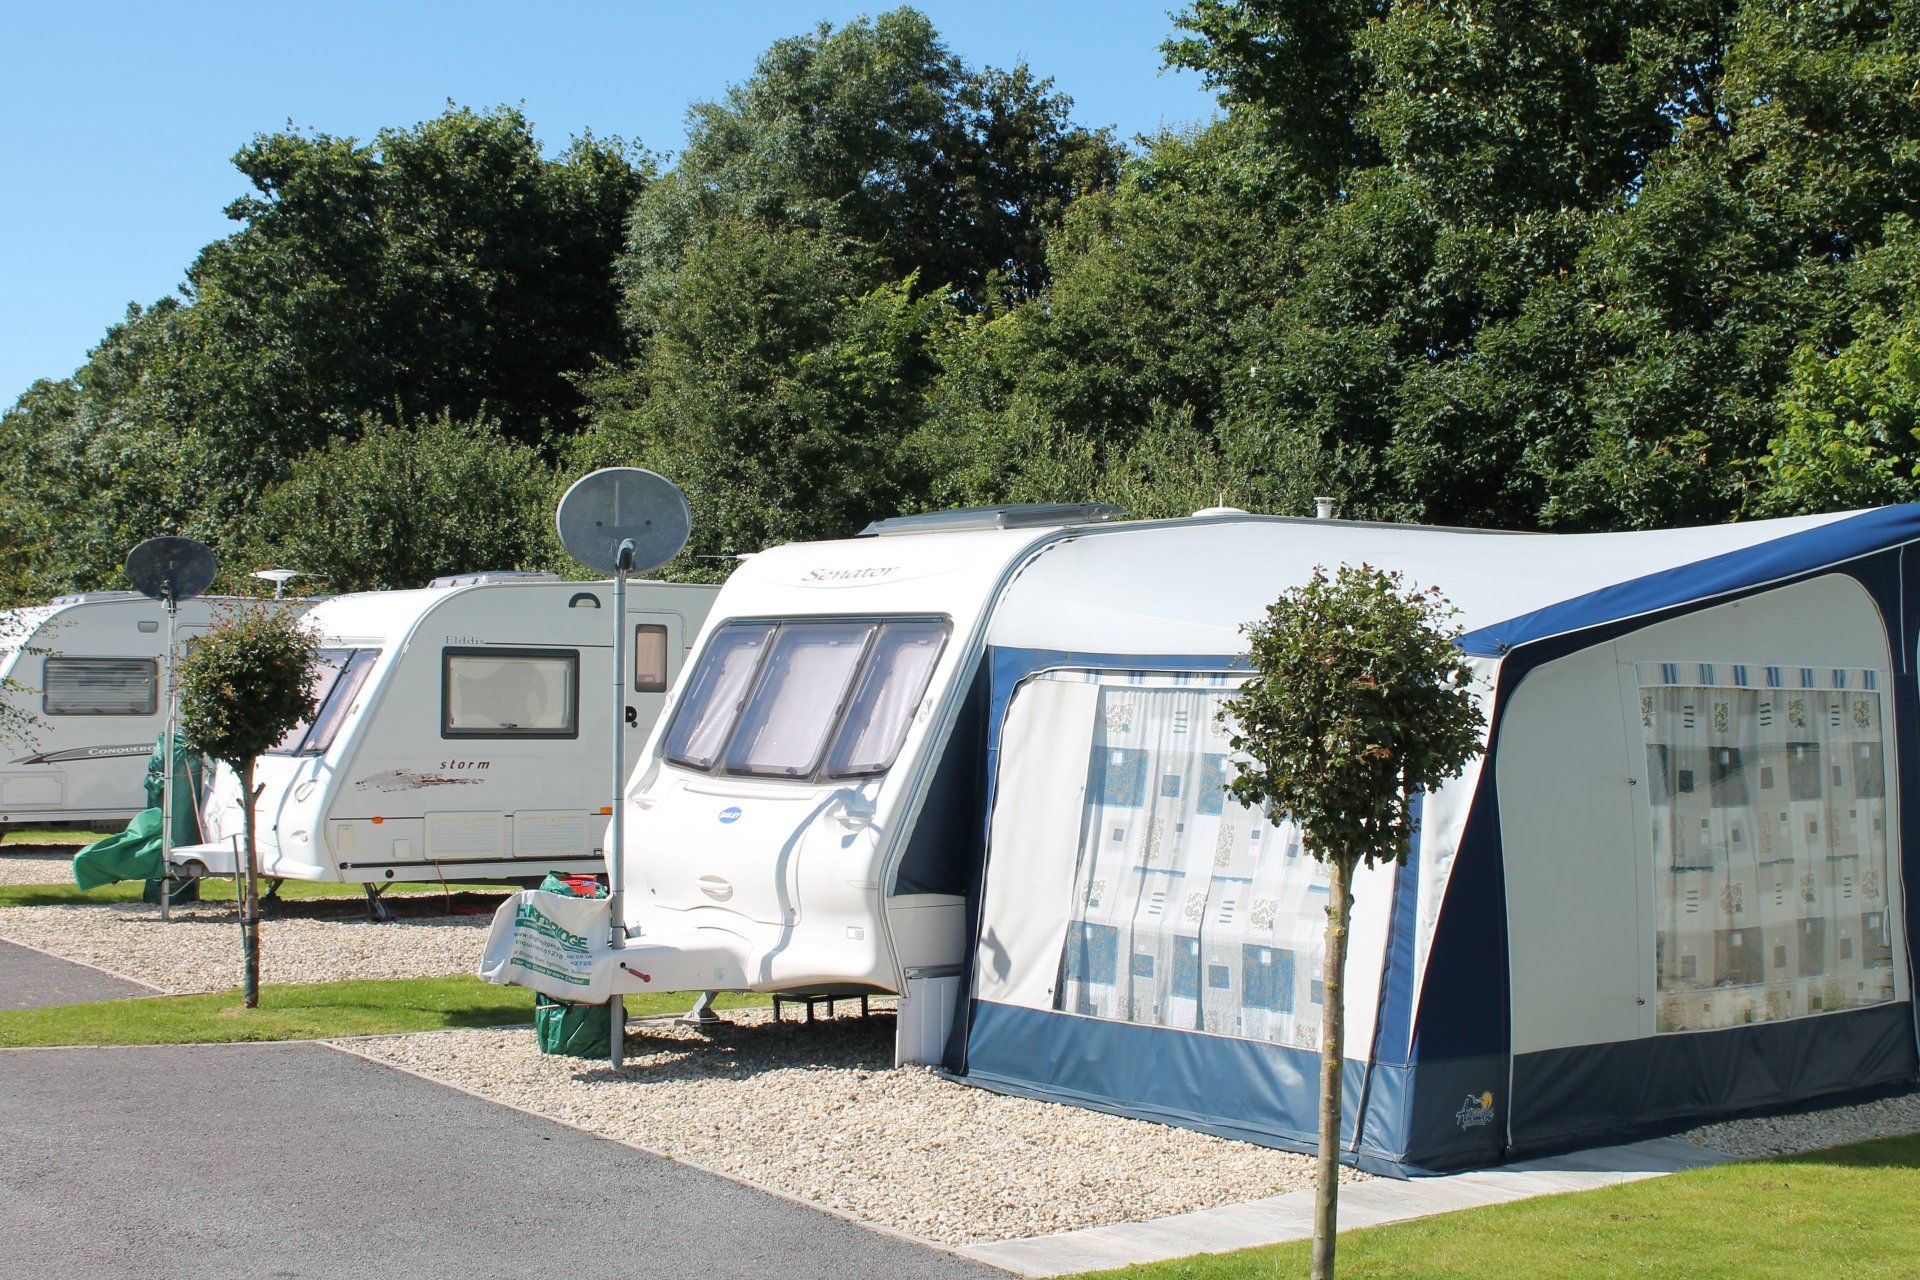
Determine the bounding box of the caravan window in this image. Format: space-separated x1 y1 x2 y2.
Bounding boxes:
270 648 379 756
823 621 948 777
633 624 671 694
723 622 875 777
42 657 158 716
663 623 775 769
663 617 951 780
442 647 579 739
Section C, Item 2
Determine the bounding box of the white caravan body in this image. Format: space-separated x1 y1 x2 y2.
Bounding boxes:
176 575 717 884
601 510 1103 999
0 593 292 827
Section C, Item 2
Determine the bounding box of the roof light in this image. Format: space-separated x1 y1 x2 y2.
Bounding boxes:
857 503 1125 537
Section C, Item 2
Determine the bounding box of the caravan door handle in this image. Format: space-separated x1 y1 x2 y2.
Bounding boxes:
826 795 875 831
697 875 734 901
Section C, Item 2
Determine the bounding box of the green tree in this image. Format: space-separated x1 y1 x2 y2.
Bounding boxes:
579 221 947 573
1222 566 1483 1280
177 607 319 1007
624 7 1118 309
243 411 557 592
3 106 649 593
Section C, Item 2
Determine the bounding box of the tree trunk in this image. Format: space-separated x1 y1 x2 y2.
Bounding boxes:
241 763 262 1009
1312 852 1356 1280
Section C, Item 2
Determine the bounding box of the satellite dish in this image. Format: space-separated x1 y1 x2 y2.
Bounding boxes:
126 537 217 604
555 468 690 575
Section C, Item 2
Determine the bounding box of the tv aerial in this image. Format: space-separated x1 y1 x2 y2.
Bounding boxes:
125 536 218 922
554 469 692 1068
251 568 319 599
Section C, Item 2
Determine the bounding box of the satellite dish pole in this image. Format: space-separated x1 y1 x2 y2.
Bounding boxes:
125 536 218 923
554 469 692 1070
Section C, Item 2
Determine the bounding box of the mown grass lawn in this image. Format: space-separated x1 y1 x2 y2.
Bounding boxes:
0 975 769 1047
0 879 505 907
1 826 117 846
1075 1132 1920 1280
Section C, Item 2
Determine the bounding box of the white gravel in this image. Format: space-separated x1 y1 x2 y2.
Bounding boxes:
1674 1089 1920 1159
0 851 75 885
0 901 489 994
350 1007 1352 1245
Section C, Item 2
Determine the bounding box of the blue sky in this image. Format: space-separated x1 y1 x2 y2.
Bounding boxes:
0 1 1220 407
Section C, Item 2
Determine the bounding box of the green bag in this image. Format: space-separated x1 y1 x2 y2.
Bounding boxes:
533 872 611 1058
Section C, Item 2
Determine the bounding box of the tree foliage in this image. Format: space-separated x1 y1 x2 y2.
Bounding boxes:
245 411 558 592
177 607 320 770
6 4 1920 604
1223 565 1484 869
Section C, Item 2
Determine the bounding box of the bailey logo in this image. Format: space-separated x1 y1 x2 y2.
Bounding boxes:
718 806 742 824
1455 1091 1497 1130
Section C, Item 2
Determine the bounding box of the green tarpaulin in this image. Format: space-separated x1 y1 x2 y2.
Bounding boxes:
71 735 205 891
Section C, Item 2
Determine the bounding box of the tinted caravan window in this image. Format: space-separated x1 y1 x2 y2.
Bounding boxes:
634 624 670 694
722 622 874 778
663 623 774 769
43 658 158 716
271 648 379 756
823 621 948 777
662 617 951 782
442 648 579 738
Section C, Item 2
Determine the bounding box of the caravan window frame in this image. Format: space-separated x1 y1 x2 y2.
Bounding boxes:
440 646 581 740
41 656 159 716
662 614 951 782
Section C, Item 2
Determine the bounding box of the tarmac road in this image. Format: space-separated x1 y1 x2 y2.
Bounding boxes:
0 1039 1000 1280
0 937 152 1009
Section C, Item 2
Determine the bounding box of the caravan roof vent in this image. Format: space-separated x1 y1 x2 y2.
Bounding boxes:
1191 506 1249 518
857 503 1126 538
427 571 563 588
50 591 145 605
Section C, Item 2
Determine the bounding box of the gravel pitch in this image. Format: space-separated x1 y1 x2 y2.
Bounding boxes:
1673 1088 1920 1158
0 901 490 994
350 1008 1350 1245
0 852 75 885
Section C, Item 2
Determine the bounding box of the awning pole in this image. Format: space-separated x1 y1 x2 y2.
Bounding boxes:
609 540 635 1069
158 597 178 923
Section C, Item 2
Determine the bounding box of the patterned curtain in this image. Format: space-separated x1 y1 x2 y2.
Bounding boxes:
1641 663 1897 1033
1056 676 1330 1050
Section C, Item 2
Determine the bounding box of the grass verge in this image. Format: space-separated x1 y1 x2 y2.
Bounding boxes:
1 827 117 846
0 879 503 907
1074 1132 1920 1280
0 975 770 1047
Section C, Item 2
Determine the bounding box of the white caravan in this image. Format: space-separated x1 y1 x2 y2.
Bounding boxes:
486 506 1128 1013
484 499 1920 1112
0 592 292 827
172 573 717 894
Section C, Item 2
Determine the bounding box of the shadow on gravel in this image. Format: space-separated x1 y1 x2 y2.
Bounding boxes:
569 1006 901 1084
256 889 512 921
